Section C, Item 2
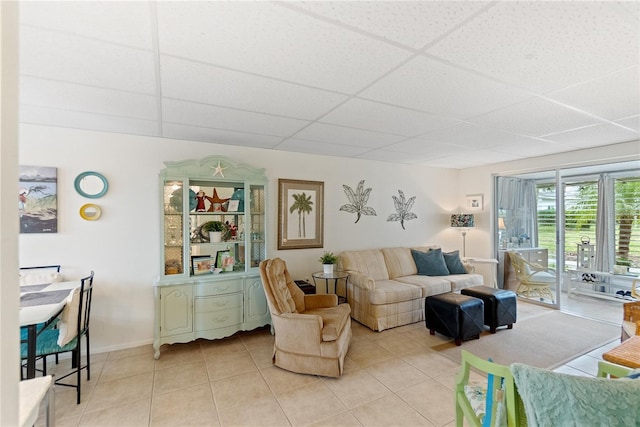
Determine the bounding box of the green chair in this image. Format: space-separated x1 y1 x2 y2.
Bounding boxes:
597 360 634 378
455 350 525 427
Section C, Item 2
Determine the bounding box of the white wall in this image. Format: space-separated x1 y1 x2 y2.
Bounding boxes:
19 124 463 353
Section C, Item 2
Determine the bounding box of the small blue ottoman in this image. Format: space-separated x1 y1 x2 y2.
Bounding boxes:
425 293 484 346
461 286 517 333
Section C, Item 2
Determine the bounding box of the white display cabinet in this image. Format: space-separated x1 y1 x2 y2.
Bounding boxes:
153 156 270 359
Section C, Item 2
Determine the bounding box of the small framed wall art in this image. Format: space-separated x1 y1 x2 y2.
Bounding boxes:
465 194 483 212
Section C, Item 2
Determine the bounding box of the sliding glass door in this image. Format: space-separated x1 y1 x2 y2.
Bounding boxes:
496 173 559 307
495 160 640 310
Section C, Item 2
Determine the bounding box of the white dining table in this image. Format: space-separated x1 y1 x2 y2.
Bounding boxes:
20 280 79 379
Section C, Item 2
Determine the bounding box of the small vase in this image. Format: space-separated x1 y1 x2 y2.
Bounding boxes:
323 264 334 274
209 231 222 243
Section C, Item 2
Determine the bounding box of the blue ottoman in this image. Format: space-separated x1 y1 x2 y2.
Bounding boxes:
461 286 517 333
425 293 484 346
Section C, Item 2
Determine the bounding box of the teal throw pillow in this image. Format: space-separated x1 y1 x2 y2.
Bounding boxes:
412 248 450 276
444 250 467 274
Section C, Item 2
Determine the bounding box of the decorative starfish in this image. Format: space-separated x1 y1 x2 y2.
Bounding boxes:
206 188 230 212
211 161 226 177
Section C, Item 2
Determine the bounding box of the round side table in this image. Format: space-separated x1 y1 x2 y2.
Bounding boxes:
311 271 349 303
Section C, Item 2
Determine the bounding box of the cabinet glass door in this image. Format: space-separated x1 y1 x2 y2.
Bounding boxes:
163 180 185 276
249 184 266 269
188 181 245 275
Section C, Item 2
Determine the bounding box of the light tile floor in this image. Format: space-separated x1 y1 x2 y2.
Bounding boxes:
35 292 624 427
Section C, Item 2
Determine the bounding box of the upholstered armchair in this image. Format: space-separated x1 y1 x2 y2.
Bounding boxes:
259 258 352 377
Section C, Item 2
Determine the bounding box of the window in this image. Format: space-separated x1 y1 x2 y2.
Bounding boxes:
615 178 640 271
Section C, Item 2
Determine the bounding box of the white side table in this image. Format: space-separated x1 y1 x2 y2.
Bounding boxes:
463 257 499 288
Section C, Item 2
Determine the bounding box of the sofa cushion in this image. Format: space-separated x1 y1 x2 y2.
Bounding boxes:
368 280 422 305
339 249 389 281
448 274 484 291
382 247 417 279
412 248 449 276
395 275 452 297
443 250 467 274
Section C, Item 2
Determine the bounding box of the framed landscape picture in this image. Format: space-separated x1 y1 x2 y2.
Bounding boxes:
278 179 324 250
19 165 58 233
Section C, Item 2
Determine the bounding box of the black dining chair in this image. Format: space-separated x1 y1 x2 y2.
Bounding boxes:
20 271 94 404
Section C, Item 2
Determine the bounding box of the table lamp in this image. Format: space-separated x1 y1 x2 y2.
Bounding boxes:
451 214 475 257
498 217 506 249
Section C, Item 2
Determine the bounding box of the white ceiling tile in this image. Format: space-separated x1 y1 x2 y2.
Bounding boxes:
276 139 369 157
163 123 282 149
616 1 640 22
428 2 639 93
20 27 156 94
289 1 489 49
321 99 461 136
156 2 411 93
420 148 524 168
20 77 158 121
615 115 640 132
487 139 575 157
541 123 639 148
360 56 533 119
419 122 523 149
20 105 159 137
356 149 430 164
163 99 309 138
418 156 487 169
384 139 462 158
546 66 640 121
468 97 602 137
160 56 347 120
19 1 153 49
292 123 405 148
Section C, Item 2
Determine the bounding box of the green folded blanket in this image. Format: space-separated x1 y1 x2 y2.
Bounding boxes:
511 363 640 427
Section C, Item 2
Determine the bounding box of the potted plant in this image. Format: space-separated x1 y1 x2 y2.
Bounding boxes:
319 251 338 274
202 221 226 243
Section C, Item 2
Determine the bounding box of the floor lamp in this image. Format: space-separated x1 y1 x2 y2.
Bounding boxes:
451 214 475 258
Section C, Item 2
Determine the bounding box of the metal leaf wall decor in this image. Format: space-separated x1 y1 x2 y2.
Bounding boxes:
339 180 377 223
387 189 417 230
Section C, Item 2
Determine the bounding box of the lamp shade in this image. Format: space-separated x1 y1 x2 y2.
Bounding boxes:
451 214 475 228
498 217 506 230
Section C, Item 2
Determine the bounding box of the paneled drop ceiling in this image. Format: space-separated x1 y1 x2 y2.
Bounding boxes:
19 1 640 169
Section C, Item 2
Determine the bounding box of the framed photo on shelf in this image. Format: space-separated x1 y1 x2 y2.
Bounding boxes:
278 179 324 250
226 199 240 212
215 250 231 268
465 194 483 212
191 255 213 275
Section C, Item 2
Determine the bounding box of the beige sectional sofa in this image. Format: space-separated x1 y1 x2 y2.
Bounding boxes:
338 247 483 331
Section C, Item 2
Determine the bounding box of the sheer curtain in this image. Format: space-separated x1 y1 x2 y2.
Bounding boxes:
497 177 538 246
595 173 615 272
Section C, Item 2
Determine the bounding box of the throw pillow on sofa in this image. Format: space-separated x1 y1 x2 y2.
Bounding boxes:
443 250 467 274
412 248 449 276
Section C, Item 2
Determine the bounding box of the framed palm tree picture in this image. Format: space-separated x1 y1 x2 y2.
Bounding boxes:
278 179 324 250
